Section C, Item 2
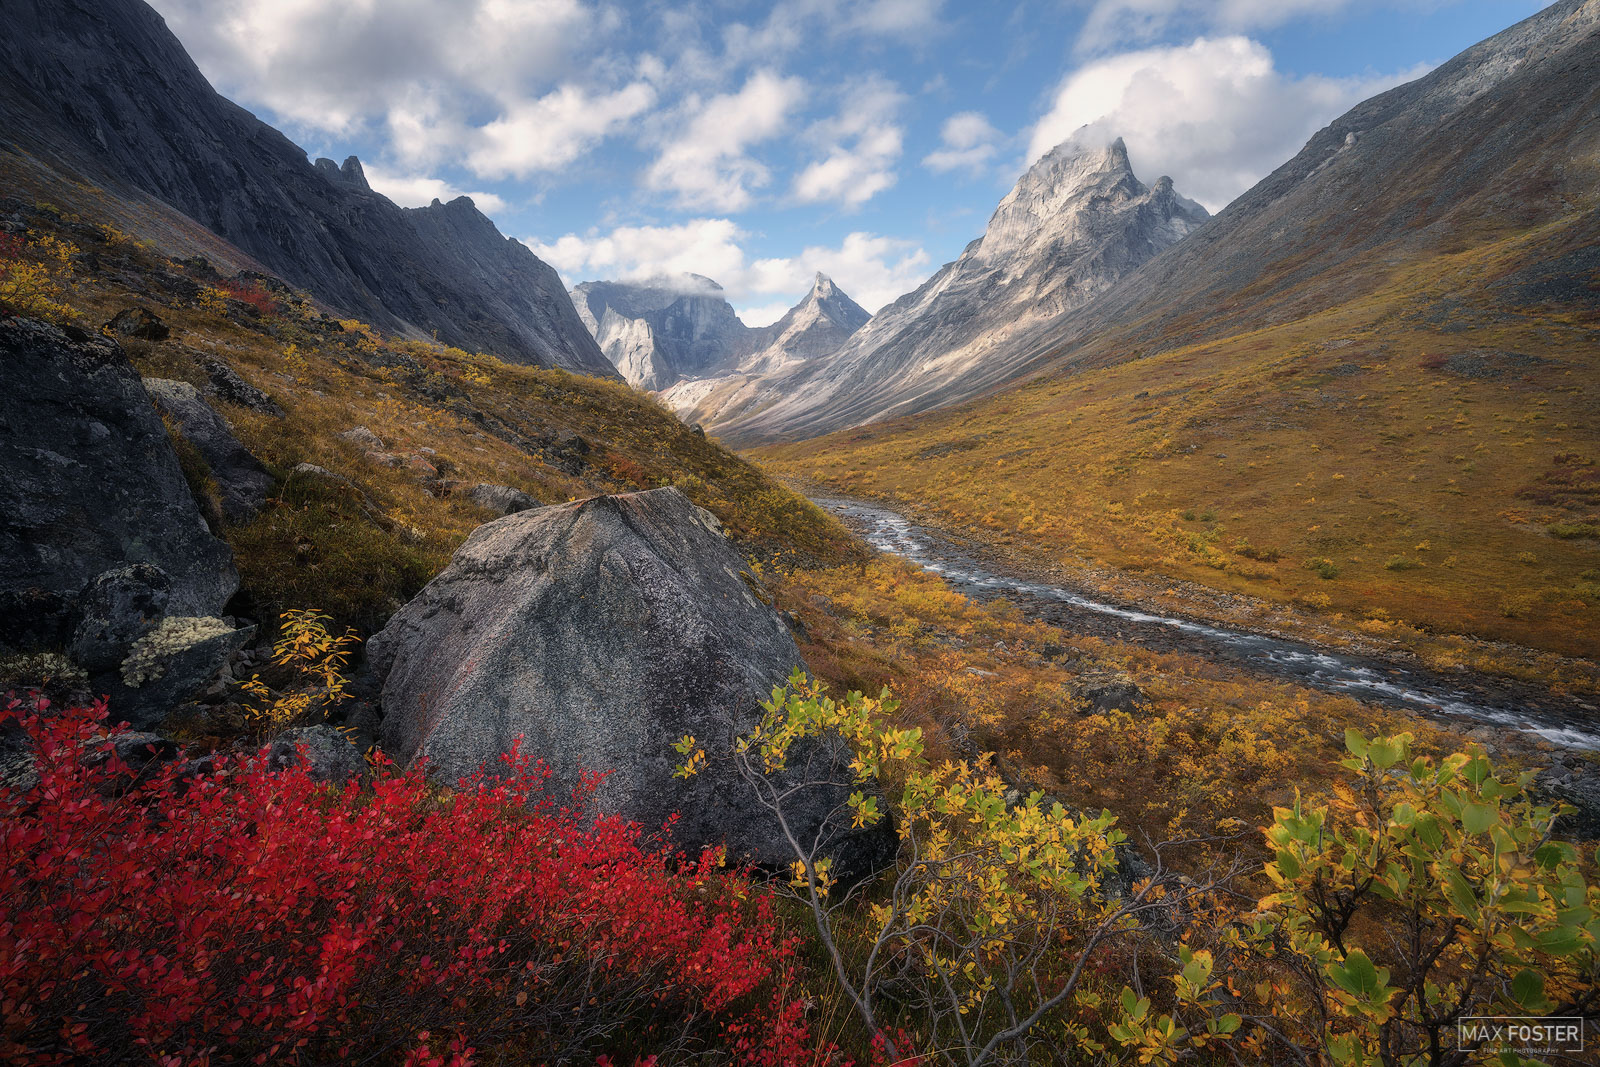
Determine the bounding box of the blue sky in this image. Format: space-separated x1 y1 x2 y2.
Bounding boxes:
149 0 1549 325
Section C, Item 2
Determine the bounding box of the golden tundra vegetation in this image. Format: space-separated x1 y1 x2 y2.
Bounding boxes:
9 201 1492 857
755 222 1600 694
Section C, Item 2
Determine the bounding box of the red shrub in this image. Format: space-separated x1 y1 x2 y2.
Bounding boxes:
0 698 825 1065
217 279 279 317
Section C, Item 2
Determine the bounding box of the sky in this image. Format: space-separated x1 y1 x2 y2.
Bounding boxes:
147 0 1551 326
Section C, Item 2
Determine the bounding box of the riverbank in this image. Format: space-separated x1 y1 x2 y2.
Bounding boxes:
815 496 1600 751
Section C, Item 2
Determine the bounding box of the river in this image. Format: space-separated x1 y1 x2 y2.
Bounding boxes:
816 497 1600 751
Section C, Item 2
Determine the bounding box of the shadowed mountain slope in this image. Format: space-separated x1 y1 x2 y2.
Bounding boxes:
0 0 614 376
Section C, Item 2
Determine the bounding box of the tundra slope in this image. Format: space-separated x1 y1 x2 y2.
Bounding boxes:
0 0 613 375
715 139 1208 443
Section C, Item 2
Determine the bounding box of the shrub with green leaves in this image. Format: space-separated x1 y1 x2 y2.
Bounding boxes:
1255 730 1598 1066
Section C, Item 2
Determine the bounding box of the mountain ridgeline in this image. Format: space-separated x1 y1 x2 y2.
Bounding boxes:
571 272 872 405
701 139 1210 442
0 0 614 376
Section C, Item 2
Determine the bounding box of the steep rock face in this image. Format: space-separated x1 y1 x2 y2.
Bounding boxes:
661 273 870 425
0 318 243 724
570 276 750 390
369 488 892 875
715 140 1208 441
143 378 274 524
0 318 237 648
0 0 614 377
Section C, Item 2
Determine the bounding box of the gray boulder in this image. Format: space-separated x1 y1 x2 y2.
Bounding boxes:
1071 672 1147 715
68 563 171 673
144 378 275 522
263 723 366 784
110 616 255 730
370 487 892 876
465 482 536 516
0 318 239 660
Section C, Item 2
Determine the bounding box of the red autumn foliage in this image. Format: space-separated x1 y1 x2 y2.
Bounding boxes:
216 279 279 317
0 697 828 1065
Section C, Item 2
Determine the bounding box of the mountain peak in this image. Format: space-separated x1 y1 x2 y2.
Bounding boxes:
810 272 838 299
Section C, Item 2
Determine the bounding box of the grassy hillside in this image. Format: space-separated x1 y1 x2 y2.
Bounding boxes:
0 193 858 637
755 214 1600 680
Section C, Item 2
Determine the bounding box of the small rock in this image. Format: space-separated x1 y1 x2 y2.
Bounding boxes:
1072 672 1146 715
339 426 385 450
263 724 366 784
104 307 170 341
204 358 283 416
466 483 536 516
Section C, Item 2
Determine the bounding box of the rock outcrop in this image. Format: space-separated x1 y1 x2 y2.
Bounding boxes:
714 139 1208 442
144 378 274 523
0 318 245 725
370 487 892 875
0 0 615 377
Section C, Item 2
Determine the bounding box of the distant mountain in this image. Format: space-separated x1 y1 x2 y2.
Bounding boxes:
919 0 1600 395
570 276 749 390
715 139 1208 442
0 0 614 376
663 273 871 425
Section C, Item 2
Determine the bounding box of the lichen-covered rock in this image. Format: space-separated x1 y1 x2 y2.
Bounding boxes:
0 318 239 660
263 723 367 784
144 378 275 522
67 563 171 673
111 616 254 730
465 483 536 516
370 487 893 877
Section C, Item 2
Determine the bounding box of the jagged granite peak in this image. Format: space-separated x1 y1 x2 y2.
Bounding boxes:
712 137 1209 442
571 275 750 390
0 0 614 377
661 274 871 425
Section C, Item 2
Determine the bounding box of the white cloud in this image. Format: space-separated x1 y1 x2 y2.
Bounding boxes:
1029 36 1427 210
792 80 906 209
923 110 1003 173
734 301 797 328
468 82 656 178
532 219 930 315
1075 0 1410 52
360 165 509 214
149 0 646 181
645 71 807 211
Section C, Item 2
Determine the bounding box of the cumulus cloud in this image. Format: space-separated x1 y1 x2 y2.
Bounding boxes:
1075 0 1410 52
148 0 647 180
360 165 509 215
468 82 656 178
645 71 807 211
923 110 1003 174
792 79 906 209
1029 36 1427 209
531 219 930 316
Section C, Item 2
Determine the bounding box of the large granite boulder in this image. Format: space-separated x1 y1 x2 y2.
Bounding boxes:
371 487 892 876
0 318 243 722
144 377 274 523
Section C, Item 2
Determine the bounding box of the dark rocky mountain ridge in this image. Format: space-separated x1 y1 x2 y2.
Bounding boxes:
0 0 615 377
